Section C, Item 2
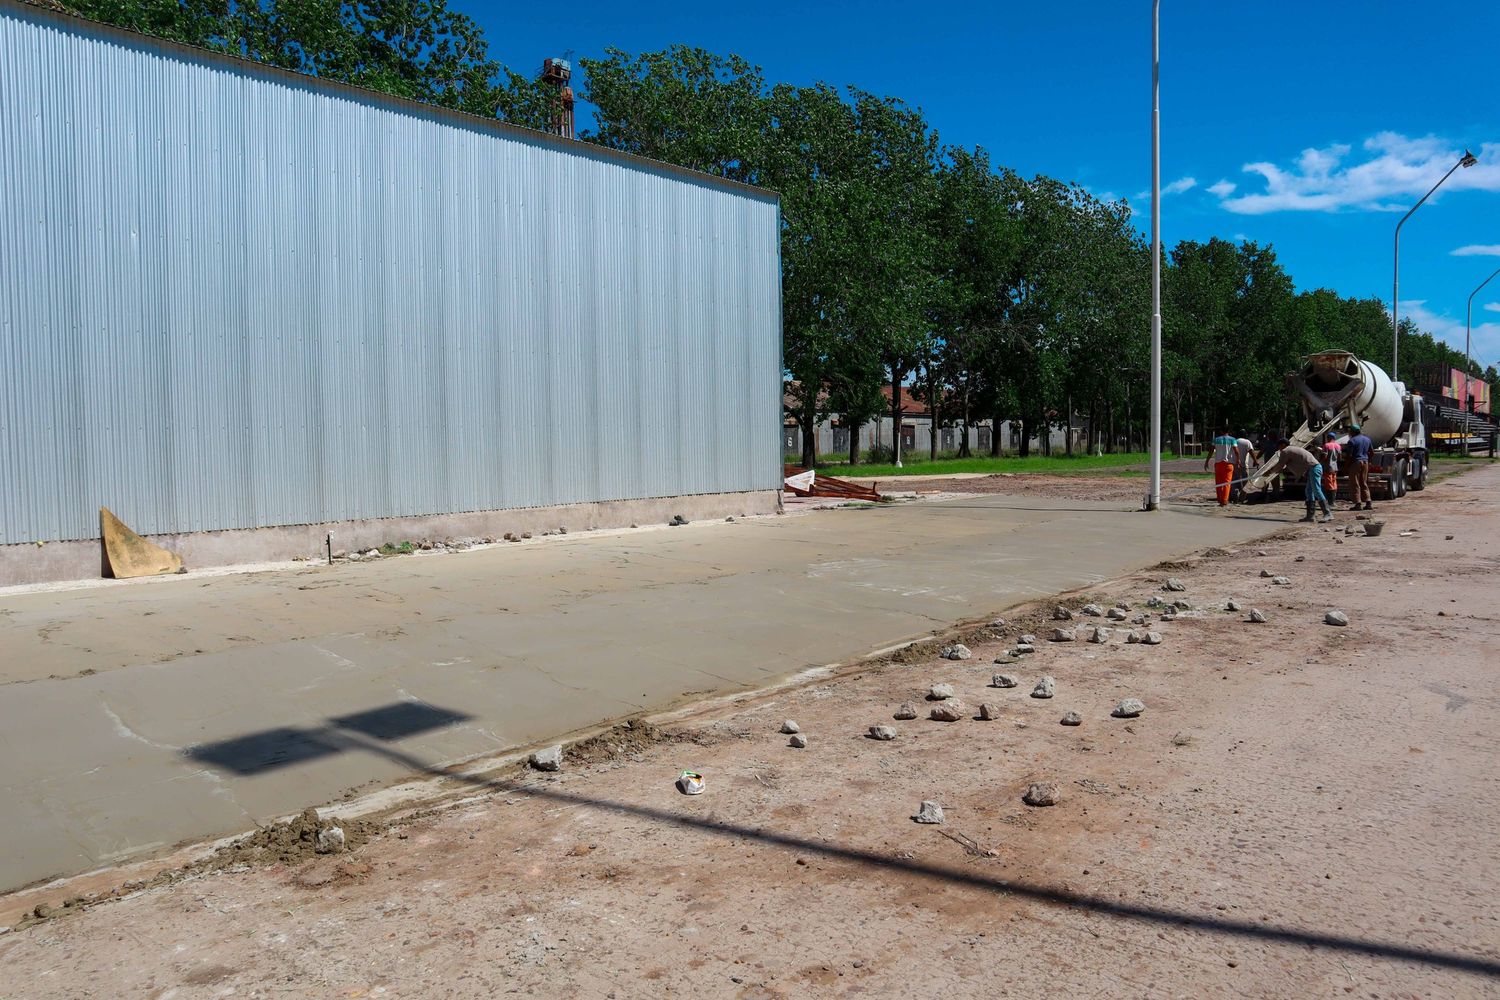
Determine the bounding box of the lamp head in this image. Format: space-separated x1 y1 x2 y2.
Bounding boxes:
1460 150 1478 168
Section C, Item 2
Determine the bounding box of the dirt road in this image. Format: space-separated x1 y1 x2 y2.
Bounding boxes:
2 467 1497 998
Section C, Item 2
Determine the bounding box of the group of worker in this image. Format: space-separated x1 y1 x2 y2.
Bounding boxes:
1204 425 1375 521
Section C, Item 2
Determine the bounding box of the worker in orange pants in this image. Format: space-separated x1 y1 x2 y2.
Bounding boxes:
1319 431 1341 499
1204 426 1238 507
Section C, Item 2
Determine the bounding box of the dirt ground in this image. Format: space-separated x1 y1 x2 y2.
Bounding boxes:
3 468 1498 999
881 472 1211 504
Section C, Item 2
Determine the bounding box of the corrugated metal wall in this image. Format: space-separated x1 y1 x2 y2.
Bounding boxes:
0 4 782 545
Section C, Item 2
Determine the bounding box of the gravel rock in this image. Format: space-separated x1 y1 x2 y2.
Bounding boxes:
1052 605 1074 621
1023 783 1060 807
1115 601 1132 610
1050 628 1076 642
977 703 1001 721
868 725 898 741
1131 614 1148 625
1255 549 1268 556
1225 598 1242 612
893 702 918 720
1143 631 1163 645
1106 607 1128 621
788 733 808 748
1060 711 1083 726
780 720 800 735
1089 626 1112 644
1019 634 1037 645
991 674 1019 689
1125 630 1144 644
927 684 956 701
1248 608 1268 623
1324 609 1349 627
1271 576 1291 586
1013 643 1036 655
940 643 972 661
1260 569 1273 578
530 745 563 772
1146 596 1163 608
990 617 1006 628
1031 676 1056 699
315 826 346 854
1080 603 1104 617
913 800 945 824
929 701 966 722
1112 698 1146 718
1172 600 1191 610
1164 578 1187 592
1295 555 1306 562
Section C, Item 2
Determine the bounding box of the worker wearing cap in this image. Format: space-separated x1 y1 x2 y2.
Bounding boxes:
1260 442 1333 522
1346 423 1373 510
1232 433 1255 502
1318 431 1342 499
1204 426 1238 507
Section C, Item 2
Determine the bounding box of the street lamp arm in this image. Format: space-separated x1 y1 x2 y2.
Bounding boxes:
1392 150 1477 382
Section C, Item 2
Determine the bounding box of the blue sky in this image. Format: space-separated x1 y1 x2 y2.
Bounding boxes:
471 0 1500 369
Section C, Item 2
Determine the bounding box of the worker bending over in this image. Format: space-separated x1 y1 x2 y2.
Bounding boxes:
1261 442 1333 523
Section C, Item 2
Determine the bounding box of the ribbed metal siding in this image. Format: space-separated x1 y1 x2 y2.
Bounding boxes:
0 5 782 544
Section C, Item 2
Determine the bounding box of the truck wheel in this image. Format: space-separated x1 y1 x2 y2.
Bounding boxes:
1409 455 1426 491
1390 459 1407 499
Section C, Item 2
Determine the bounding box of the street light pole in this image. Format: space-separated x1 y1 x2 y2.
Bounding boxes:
1392 149 1477 382
1147 0 1162 511
1464 264 1500 456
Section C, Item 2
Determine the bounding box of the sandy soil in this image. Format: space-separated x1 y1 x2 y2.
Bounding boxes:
3 469 1498 999
882 472 1213 505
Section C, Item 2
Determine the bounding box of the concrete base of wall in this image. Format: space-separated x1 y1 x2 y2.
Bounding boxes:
0 491 782 588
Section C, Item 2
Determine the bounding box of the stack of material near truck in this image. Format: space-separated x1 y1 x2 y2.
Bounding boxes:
782 466 884 502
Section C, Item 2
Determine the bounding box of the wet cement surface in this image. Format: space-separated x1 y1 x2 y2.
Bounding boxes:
0 494 1282 890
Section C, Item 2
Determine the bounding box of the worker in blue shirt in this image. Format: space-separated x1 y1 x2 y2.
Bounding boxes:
1346 424 1374 510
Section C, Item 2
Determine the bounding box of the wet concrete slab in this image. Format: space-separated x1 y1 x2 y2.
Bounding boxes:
0 495 1283 890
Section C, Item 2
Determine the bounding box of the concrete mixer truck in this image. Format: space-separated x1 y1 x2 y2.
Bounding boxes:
1244 351 1428 502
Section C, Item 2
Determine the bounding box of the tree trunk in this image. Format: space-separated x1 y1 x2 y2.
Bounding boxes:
1018 413 1031 458
800 399 817 469
890 361 904 467
847 420 860 465
1065 392 1074 457
991 404 1003 457
958 390 972 458
1173 396 1183 457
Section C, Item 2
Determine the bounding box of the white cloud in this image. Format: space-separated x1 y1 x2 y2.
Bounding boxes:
1487 302 1500 314
1402 299 1500 364
1207 179 1236 198
1453 244 1500 257
1232 233 1249 243
1129 176 1197 202
1216 133 1500 215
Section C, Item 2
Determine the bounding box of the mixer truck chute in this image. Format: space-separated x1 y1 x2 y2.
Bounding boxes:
1244 351 1427 501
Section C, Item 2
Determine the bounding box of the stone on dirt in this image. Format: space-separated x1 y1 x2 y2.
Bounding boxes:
1060 711 1083 726
930 701 966 722
530 745 564 772
1053 605 1074 621
780 720 800 735
914 800 945 824
1272 576 1291 586
1023 783 1060 807
1225 598 1242 612
1143 631 1163 645
1089 626 1111 644
1031 676 1056 699
869 725 898 741
991 673 1019 689
1248 608 1268 623
315 826 345 854
1014 643 1036 655
1260 569 1273 578
1125 630 1143 644
893 702 918 720
978 703 1001 721
1106 607 1128 621
1324 609 1349 627
1164 578 1187 592
1112 698 1146 718
928 684 956 701
788 734 808 749
1131 614 1148 625
1146 596 1163 608
1050 628 1076 642
1019 634 1037 645
1081 603 1104 617
941 643 972 660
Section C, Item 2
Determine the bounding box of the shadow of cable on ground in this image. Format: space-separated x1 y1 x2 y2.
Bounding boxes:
186 710 1500 981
